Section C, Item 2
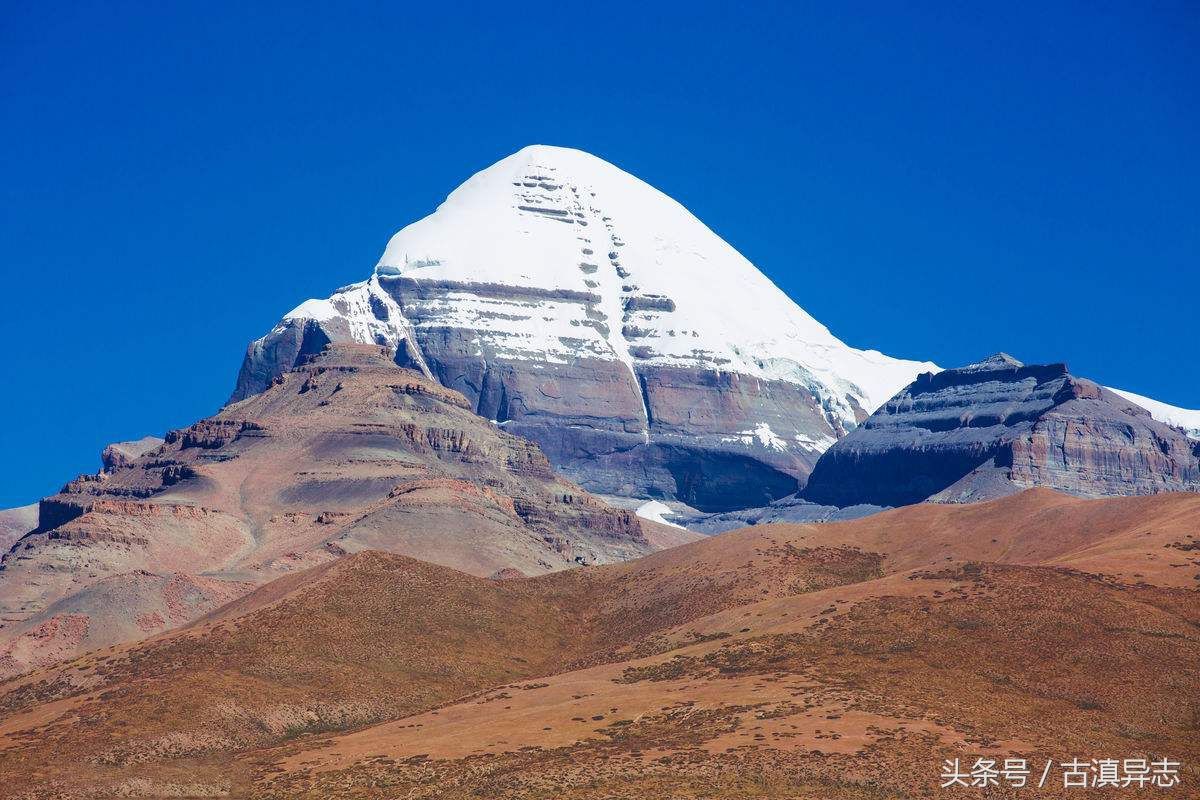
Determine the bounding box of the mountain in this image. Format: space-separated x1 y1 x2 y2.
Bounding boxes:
0 344 691 677
803 353 1200 507
234 145 937 511
2 489 1196 798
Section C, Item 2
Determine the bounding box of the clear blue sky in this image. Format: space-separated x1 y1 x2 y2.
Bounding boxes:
2 2 1197 507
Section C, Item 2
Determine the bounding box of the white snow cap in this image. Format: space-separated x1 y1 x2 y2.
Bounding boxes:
277 145 1200 443
1110 387 1200 440
372 144 936 424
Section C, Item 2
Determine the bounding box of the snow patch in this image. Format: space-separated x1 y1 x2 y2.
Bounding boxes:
284 298 339 322
793 431 838 452
742 422 788 452
1108 387 1200 440
721 422 793 452
635 500 684 529
278 278 433 378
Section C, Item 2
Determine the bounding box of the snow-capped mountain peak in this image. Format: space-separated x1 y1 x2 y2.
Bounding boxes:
369 144 935 427
238 145 935 508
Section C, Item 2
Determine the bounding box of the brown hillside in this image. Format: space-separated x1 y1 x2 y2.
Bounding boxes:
0 489 1197 798
0 344 693 678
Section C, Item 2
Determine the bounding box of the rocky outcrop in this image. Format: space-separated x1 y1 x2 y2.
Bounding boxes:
803 354 1200 507
231 146 935 510
100 436 165 471
0 343 697 676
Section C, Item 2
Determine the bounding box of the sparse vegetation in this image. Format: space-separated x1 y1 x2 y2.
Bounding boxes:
3 497 1199 798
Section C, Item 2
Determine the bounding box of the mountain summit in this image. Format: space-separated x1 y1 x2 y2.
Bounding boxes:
371 145 931 414
234 145 936 509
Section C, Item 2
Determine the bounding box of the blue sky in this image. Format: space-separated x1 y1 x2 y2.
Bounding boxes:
1 2 1197 506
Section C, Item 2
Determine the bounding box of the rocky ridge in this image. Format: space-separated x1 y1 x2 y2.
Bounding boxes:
0 343 691 677
99 436 165 471
803 353 1200 507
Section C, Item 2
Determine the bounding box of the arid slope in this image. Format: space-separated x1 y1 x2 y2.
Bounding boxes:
0 489 1197 799
0 344 691 677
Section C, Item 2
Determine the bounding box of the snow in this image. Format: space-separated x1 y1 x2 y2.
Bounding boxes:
793 431 838 452
729 422 789 452
1108 387 1200 440
369 145 936 430
635 500 684 529
269 145 1198 455
284 298 340 322
276 278 432 378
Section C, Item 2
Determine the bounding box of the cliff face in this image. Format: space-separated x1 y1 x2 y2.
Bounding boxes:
803 354 1200 507
231 146 935 510
237 280 838 511
0 344 689 677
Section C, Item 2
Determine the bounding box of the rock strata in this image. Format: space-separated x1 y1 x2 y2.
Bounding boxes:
231 146 935 508
803 354 1200 507
0 343 694 676
100 435 166 470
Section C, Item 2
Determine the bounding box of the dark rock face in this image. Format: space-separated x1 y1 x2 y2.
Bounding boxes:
233 318 331 404
526 433 803 513
681 495 886 535
488 362 828 512
803 354 1200 507
405 338 825 511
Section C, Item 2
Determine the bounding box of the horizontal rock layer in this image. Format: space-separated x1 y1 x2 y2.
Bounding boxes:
0 344 691 677
803 354 1200 507
234 279 853 511
231 146 936 509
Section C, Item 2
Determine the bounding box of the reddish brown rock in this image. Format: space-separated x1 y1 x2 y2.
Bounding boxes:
100 435 165 471
0 343 697 677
